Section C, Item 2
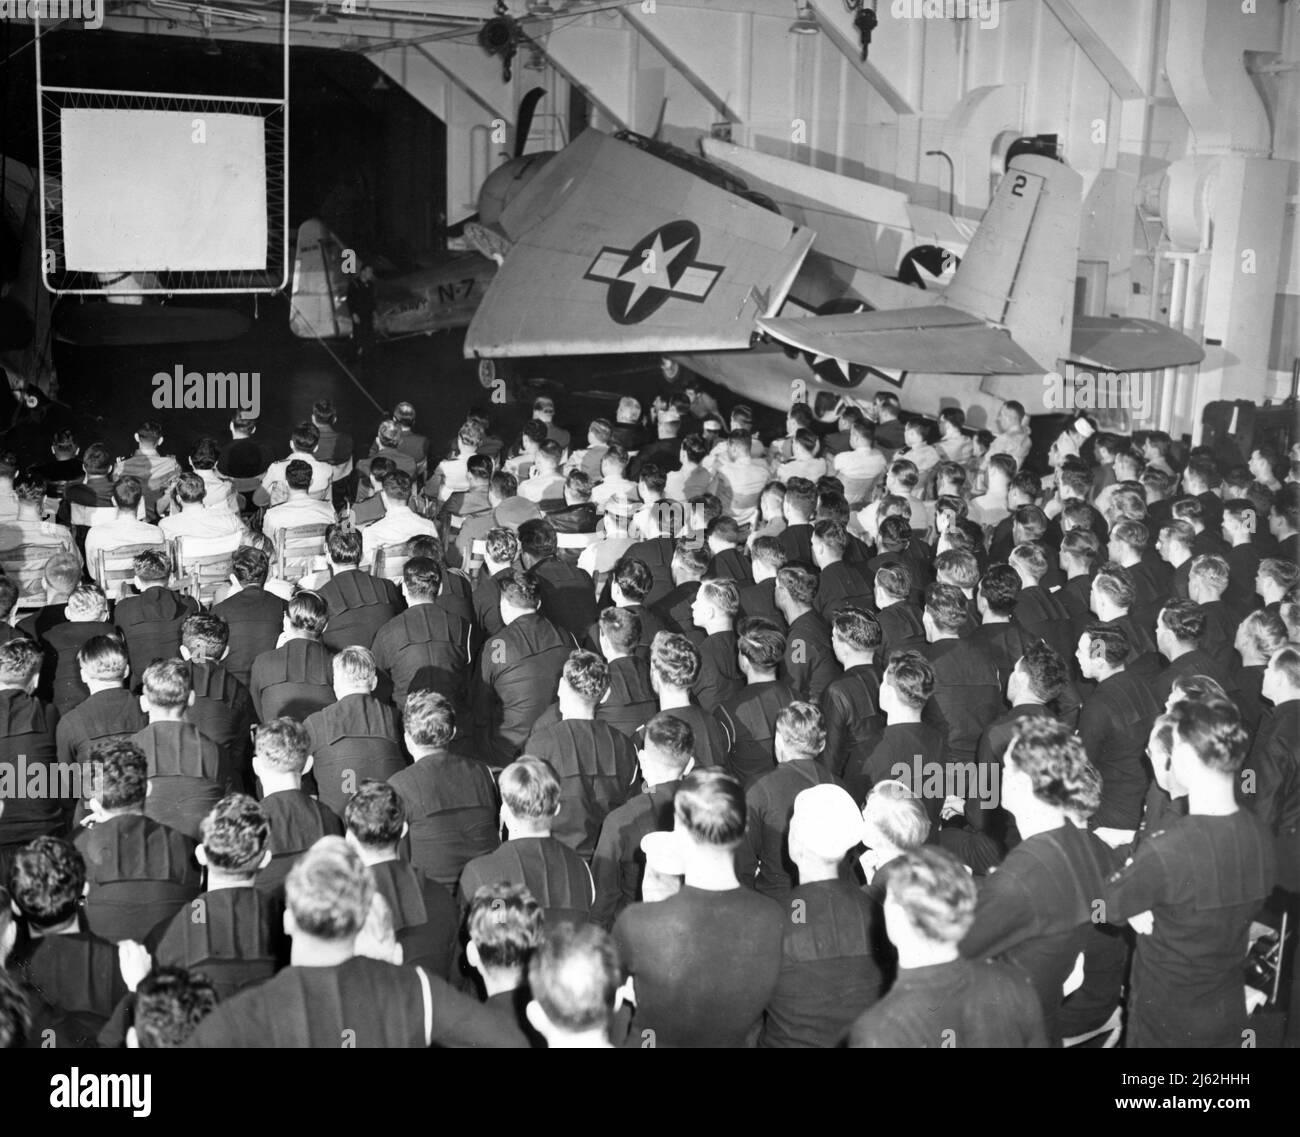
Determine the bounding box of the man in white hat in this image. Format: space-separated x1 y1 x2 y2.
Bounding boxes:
759 784 885 1049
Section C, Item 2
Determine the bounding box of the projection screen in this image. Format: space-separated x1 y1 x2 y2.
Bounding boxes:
59 108 268 273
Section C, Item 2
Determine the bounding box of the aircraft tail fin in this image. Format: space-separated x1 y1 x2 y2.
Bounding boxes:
941 154 1082 370
289 219 353 339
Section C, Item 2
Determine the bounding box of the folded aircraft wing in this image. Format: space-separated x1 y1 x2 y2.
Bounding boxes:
464 129 814 358
1068 315 1205 370
757 305 1045 375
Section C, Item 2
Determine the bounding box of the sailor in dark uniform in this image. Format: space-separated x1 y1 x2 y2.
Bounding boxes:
640 632 730 771
592 608 657 736
1076 623 1162 832
776 479 816 565
39 585 116 713
735 702 844 898
75 740 201 945
153 793 287 999
1088 565 1161 675
0 640 66 875
1103 698 1275 1048
1186 555 1237 673
249 591 335 723
251 717 344 897
688 579 743 712
1152 600 1238 705
761 785 883 1048
522 652 638 860
716 623 794 788
184 838 514 1048
389 691 498 891
585 556 667 658
371 557 475 715
811 520 873 623
705 516 754 587
179 614 255 794
472 570 575 769
464 884 544 1047
1221 500 1264 615
315 523 403 651
459 757 594 927
112 551 200 686
1057 530 1100 641
590 712 692 930
210 547 287 687
342 781 458 980
820 608 884 784
848 847 1048 1048
526 922 626 1049
776 563 841 704
652 544 708 647
7 837 128 1048
303 647 406 816
519 518 599 639
739 537 788 632
472 528 520 638
873 564 926 661
1008 544 1075 661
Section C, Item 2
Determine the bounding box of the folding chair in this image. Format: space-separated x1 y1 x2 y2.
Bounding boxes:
174 535 240 606
373 541 416 585
275 523 330 583
94 542 167 601
70 502 117 528
0 544 63 612
555 530 601 567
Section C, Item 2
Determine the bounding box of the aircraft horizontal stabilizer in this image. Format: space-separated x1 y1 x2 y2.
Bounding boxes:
465 129 815 359
757 306 1045 375
1068 315 1205 371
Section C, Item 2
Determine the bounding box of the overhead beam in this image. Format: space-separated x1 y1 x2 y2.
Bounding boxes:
538 25 633 132
621 8 741 124
1043 0 1146 100
808 1 914 116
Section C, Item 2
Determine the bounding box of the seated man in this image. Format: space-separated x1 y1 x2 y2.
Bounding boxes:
851 651 947 813
526 923 624 1050
82 477 165 576
62 440 117 518
210 546 288 687
585 556 666 658
261 459 336 543
113 550 201 683
592 607 657 737
184 837 510 1048
260 421 332 506
6 837 127 1047
0 639 66 871
547 470 599 535
304 647 405 816
520 518 599 640
689 579 744 712
847 846 1047 1047
343 780 458 979
367 419 419 479
311 398 354 468
613 769 785 1048
128 968 219 1049
153 793 287 999
459 756 594 927
389 691 499 890
16 551 83 641
179 614 255 794
465 883 544 1046
0 471 76 570
522 651 639 860
309 523 402 651
218 413 270 484
252 717 344 896
158 472 243 544
371 557 474 715
820 607 885 782
248 591 335 722
518 440 567 508
360 470 439 566
132 659 225 841
114 421 182 518
76 739 202 944
715 622 794 788
40 583 115 712
185 436 239 515
55 635 148 775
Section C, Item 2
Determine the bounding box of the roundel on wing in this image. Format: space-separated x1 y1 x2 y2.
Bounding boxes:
800 298 876 390
898 244 961 289
584 220 725 326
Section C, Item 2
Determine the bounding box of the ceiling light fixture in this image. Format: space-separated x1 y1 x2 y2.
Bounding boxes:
789 3 820 35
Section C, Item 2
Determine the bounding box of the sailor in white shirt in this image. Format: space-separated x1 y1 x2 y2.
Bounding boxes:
84 477 165 571
262 460 338 541
262 422 333 505
158 473 245 543
833 421 888 506
360 468 438 564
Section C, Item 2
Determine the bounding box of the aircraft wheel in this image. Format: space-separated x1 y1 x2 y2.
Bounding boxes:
477 359 501 388
659 357 681 383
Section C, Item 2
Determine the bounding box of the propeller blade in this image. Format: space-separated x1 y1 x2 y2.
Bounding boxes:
515 87 547 157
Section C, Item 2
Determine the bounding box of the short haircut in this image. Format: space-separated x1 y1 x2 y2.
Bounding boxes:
1159 599 1205 643
563 650 610 704
1093 564 1136 610
565 469 593 500
1082 622 1131 667
1010 542 1048 583
65 583 107 622
0 639 42 687
812 519 848 558
133 549 170 583
707 515 742 545
697 578 740 618
468 883 544 970
612 556 653 603
1059 530 1100 569
1189 554 1229 594
1012 505 1048 543
776 563 818 606
1259 558 1300 590
77 634 129 682
673 542 711 578
332 645 377 687
638 464 668 495
1111 519 1149 550
875 563 912 602
255 717 312 774
1009 470 1041 501
467 453 494 482
15 471 46 502
200 794 270 874
1170 674 1230 704
650 631 700 688
1239 610 1287 658
518 518 558 561
291 422 321 451
674 768 746 847
979 564 1021 617
381 469 413 500
181 613 228 661
500 756 562 820
137 421 164 444
877 515 912 553
286 591 329 635
81 441 113 475
484 526 520 565
784 480 817 518
863 780 930 851
642 710 695 770
775 701 826 760
133 968 219 1048
1017 640 1069 703
1268 645 1300 689
885 650 934 710
91 738 148 811
882 846 977 945
277 458 312 493
402 556 443 601
112 475 144 511
231 545 271 585
588 419 614 444
887 460 919 492
499 568 540 611
528 922 622 1034
598 606 641 654
8 837 86 928
750 536 788 571
325 523 363 565
404 689 456 749
285 837 373 941
1059 466 1093 498
831 606 881 653
1167 698 1249 775
988 452 1018 481
1007 717 1099 816
934 549 979 591
344 780 406 848
142 659 191 710
925 583 969 635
